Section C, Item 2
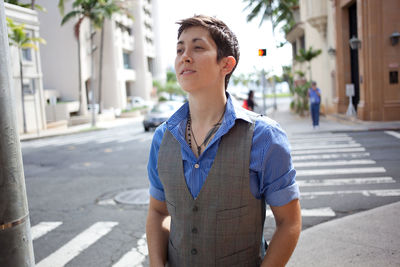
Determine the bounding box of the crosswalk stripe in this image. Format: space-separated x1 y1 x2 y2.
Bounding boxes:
290 137 354 143
112 233 148 267
291 143 361 150
292 152 370 161
291 147 366 155
300 189 400 198
294 159 375 168
266 207 335 217
36 221 118 267
289 133 349 140
31 222 63 241
297 177 395 187
385 130 400 139
296 167 386 176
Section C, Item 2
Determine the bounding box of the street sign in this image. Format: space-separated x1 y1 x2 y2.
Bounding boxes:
346 84 355 97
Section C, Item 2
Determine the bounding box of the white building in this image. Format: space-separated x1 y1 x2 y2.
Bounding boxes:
286 0 336 114
5 3 47 134
38 0 162 121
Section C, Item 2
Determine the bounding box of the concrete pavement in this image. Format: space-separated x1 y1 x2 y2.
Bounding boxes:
19 100 400 266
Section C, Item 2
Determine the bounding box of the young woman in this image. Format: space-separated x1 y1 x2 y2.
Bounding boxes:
146 15 301 267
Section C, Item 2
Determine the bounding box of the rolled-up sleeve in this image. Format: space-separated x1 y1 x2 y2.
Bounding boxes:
147 123 167 201
254 120 300 207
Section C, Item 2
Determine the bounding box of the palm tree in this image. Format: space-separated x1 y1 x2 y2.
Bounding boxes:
243 0 298 32
7 17 45 133
295 46 322 81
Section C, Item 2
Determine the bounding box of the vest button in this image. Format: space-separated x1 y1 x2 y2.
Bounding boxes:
194 163 200 169
192 206 198 212
192 227 198 234
191 248 197 255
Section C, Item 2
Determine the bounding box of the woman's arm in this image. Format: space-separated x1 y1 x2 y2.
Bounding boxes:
261 199 302 267
146 196 171 267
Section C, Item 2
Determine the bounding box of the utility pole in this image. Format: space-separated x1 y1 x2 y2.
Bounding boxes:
0 2 35 266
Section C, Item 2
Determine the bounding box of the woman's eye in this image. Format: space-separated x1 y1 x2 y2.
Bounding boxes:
195 46 203 50
177 49 183 54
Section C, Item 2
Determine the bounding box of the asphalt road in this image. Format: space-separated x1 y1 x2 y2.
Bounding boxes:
21 122 400 266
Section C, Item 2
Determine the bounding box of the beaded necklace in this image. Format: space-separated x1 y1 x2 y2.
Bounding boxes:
187 109 225 157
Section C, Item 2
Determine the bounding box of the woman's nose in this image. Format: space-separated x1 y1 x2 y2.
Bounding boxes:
182 52 192 63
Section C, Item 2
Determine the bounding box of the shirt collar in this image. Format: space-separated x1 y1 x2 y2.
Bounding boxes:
166 92 254 135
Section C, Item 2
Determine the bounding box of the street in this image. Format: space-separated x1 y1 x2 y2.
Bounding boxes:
21 122 400 266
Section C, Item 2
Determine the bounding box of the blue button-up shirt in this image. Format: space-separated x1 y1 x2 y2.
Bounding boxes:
147 94 299 207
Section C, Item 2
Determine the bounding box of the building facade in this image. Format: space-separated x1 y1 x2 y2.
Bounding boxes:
5 3 47 134
38 0 161 119
334 0 400 121
288 0 400 121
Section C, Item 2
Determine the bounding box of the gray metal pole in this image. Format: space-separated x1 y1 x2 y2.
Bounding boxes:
0 2 35 266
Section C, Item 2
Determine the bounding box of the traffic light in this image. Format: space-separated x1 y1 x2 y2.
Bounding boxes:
258 49 267 56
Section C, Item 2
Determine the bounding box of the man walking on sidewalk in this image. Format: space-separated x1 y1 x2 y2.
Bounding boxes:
308 81 321 129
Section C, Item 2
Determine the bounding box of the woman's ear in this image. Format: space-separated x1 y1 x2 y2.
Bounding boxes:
221 56 236 75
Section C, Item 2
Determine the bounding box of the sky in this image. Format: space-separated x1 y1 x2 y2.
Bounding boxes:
156 0 293 77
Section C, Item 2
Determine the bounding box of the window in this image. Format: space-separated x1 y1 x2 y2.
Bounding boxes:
147 57 154 74
300 35 305 50
22 79 35 94
389 71 398 84
123 52 132 69
22 48 32 61
292 41 297 59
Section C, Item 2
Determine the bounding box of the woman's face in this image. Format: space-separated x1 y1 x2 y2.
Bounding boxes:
175 26 224 94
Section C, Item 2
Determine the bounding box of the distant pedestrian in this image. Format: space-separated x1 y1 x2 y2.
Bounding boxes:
243 90 256 111
308 81 321 129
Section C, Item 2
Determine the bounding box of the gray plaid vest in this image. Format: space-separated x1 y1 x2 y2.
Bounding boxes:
158 119 264 267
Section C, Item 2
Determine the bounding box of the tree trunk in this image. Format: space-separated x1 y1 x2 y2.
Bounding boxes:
77 35 83 115
98 22 104 114
30 0 35 9
19 49 27 134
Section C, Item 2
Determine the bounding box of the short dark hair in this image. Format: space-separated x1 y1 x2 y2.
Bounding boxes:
176 15 240 90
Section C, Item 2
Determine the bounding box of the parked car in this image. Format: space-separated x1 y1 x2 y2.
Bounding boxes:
143 101 183 131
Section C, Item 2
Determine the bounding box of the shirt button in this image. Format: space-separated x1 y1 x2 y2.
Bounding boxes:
194 163 200 169
192 227 198 234
192 206 198 212
191 248 197 255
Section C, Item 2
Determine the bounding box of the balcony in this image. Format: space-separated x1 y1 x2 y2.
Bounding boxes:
305 0 328 36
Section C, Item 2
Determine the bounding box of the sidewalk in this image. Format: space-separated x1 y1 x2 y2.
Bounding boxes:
287 201 400 267
20 115 144 141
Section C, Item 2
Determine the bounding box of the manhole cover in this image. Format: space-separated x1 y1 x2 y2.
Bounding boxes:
114 189 149 205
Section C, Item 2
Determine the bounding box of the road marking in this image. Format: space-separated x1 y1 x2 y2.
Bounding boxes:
297 177 395 187
291 143 361 150
290 140 357 147
291 147 366 155
385 131 400 139
31 222 63 241
266 207 335 217
292 152 370 161
290 136 354 143
300 189 400 199
36 221 118 267
296 167 386 176
294 159 375 168
113 233 148 267
289 133 349 140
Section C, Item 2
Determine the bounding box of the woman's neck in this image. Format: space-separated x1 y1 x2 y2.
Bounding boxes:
188 90 227 126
